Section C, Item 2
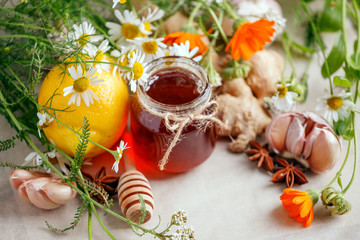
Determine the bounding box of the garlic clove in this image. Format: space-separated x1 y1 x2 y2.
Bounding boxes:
9 169 49 190
286 116 306 156
305 128 341 173
18 182 30 202
42 181 77 205
266 113 293 153
25 178 61 210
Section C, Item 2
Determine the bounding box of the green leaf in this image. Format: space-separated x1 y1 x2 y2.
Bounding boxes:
333 114 354 140
321 33 345 78
337 174 343 190
317 0 342 32
333 76 352 88
290 40 315 54
344 62 360 84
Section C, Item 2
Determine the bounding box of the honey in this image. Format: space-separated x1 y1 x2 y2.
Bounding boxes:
130 57 215 173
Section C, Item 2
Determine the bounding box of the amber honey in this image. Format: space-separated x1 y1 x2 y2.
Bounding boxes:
130 57 215 173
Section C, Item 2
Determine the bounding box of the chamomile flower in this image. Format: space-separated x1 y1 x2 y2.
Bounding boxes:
37 112 54 137
84 40 111 73
112 0 126 8
266 83 297 115
169 41 202 62
316 90 355 123
112 140 130 173
68 21 103 47
125 51 149 92
111 49 133 77
105 10 151 47
63 65 104 107
127 37 167 62
142 7 165 32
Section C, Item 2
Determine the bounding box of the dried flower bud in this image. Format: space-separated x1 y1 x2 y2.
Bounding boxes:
321 187 351 215
9 169 76 210
266 111 341 172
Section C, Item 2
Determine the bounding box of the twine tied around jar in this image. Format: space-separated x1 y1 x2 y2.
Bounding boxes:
150 99 226 170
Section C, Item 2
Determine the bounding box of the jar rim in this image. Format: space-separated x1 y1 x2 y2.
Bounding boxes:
137 56 211 116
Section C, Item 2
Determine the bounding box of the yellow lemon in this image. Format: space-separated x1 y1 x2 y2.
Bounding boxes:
38 56 129 158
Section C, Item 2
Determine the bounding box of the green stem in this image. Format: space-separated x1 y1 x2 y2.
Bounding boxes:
341 0 350 61
78 171 116 240
301 52 314 85
0 21 56 32
325 139 352 188
188 3 202 26
162 0 186 21
342 115 358 194
223 1 238 19
350 0 360 57
281 32 297 80
200 0 228 43
301 1 333 94
0 34 51 43
355 80 359 104
88 207 92 240
127 0 137 17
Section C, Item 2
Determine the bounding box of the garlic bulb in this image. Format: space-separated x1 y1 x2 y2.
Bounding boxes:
9 169 77 210
265 111 341 172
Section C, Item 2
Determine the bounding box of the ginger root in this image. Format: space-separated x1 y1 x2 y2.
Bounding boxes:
216 78 271 152
246 49 284 101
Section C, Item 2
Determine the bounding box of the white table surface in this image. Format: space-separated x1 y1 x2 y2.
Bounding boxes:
1 1 360 239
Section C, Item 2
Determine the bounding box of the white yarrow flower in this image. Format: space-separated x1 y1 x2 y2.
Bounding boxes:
112 140 130 173
63 65 104 107
169 41 202 62
105 10 151 46
68 21 103 47
37 112 54 137
316 90 355 123
24 150 57 173
84 40 111 73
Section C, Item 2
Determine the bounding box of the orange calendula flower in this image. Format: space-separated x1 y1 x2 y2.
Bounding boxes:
280 188 319 228
225 19 275 60
163 32 208 55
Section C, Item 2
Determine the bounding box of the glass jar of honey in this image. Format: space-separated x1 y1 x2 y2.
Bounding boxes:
130 56 216 173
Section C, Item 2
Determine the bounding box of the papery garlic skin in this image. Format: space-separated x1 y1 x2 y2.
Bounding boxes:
9 169 77 210
265 111 341 173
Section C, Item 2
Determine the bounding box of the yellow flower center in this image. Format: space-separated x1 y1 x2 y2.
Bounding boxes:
73 77 90 92
327 96 343 110
94 50 104 65
118 52 131 67
120 0 126 3
142 40 158 54
140 22 151 37
78 34 90 45
121 23 140 40
277 85 288 98
132 62 144 80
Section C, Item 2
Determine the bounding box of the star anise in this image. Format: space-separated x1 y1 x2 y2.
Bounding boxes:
82 166 119 203
244 141 273 171
271 157 308 188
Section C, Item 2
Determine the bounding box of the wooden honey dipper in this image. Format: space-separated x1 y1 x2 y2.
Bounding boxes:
116 146 154 224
